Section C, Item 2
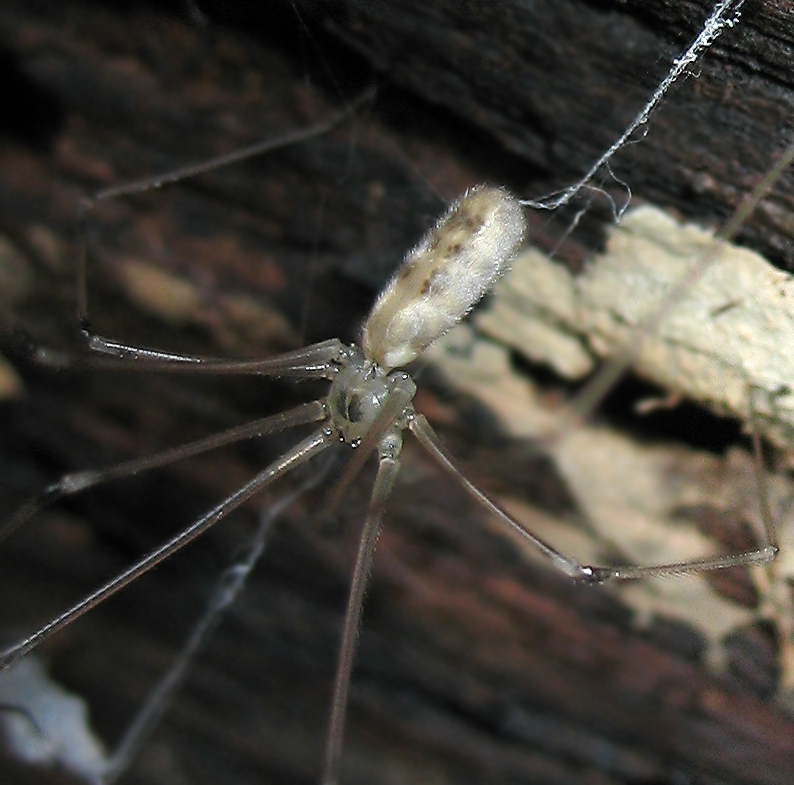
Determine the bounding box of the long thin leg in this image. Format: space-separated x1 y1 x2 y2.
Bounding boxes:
35 337 347 381
559 135 794 430
0 428 335 670
409 414 582 579
98 453 336 785
79 87 376 210
1 400 327 543
322 455 401 785
73 88 374 374
409 414 777 584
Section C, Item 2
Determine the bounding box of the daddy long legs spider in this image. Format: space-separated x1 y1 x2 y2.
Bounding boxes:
4 4 792 776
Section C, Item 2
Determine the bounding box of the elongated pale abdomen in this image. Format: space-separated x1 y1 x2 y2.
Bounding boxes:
361 186 527 370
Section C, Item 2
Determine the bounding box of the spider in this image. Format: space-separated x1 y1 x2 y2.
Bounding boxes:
0 6 780 781
0 164 779 783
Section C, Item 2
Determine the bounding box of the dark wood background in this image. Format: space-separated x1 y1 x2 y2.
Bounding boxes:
2 2 794 784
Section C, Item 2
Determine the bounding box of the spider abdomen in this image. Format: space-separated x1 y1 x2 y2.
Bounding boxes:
361 186 526 370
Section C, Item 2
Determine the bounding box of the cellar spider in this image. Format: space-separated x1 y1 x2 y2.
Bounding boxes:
0 114 782 785
1 3 784 780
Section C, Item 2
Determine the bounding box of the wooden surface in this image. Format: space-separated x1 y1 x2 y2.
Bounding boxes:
1 2 794 784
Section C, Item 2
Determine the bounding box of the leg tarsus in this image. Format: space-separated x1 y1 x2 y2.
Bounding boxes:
578 544 779 584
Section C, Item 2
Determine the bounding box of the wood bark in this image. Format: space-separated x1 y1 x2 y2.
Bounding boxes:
1 2 794 785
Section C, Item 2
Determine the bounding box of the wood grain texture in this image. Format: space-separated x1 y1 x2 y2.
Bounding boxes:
1 2 794 785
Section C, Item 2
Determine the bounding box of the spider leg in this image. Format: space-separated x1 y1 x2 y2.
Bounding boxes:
65 88 376 381
0 427 335 670
35 337 346 380
1 400 327 543
322 453 401 785
409 413 777 584
77 86 375 209
560 136 794 430
98 454 336 785
409 413 582 578
579 384 778 582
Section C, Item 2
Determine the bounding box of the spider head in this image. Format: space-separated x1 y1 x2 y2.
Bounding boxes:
328 346 417 445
